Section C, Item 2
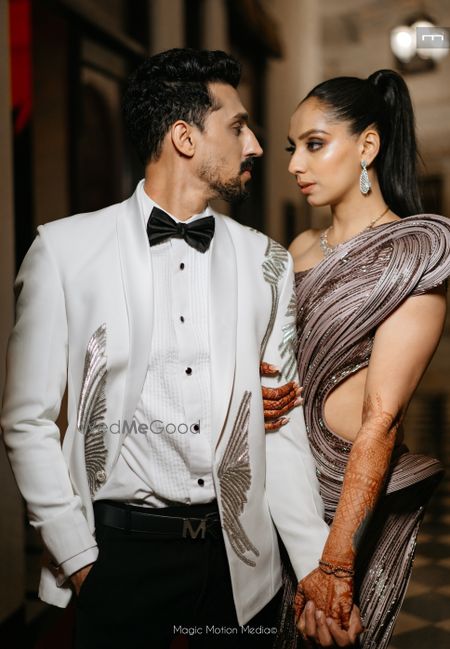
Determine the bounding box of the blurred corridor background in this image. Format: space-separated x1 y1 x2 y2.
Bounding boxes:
0 0 449 647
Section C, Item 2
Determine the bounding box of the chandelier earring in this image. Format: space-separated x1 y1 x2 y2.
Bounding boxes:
360 159 371 195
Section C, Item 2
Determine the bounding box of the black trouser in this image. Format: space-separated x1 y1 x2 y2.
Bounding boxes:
74 501 281 649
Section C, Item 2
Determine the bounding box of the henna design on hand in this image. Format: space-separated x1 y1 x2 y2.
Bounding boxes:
260 361 279 378
260 363 303 430
262 383 303 430
295 570 354 631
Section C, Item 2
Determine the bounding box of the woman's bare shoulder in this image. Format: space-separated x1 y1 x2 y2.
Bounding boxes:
288 228 322 257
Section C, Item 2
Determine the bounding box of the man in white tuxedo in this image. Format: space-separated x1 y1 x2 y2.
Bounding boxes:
1 48 330 648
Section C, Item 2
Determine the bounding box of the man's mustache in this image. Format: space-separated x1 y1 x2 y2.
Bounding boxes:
240 159 255 174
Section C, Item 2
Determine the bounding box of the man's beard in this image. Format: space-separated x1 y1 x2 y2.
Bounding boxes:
199 159 254 205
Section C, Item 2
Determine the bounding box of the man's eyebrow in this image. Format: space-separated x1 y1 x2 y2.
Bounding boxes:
230 112 249 124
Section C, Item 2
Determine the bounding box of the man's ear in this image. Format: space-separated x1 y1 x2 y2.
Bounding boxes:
170 120 196 158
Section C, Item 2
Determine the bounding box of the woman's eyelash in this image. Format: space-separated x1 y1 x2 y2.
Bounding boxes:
285 141 323 154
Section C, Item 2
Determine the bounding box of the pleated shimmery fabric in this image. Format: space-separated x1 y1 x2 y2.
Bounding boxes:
276 215 450 649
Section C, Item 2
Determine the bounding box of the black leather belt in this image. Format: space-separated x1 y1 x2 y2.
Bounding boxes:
94 500 221 540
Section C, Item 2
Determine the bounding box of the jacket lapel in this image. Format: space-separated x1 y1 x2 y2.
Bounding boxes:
209 214 237 451
115 185 153 459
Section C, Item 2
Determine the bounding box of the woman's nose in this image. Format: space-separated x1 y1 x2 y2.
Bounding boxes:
288 151 306 176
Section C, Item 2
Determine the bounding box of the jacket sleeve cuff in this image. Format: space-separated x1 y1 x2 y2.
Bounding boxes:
38 502 97 568
56 545 99 587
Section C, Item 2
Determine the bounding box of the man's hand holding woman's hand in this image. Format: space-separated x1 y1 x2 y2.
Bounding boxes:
294 567 363 646
297 601 364 647
295 566 354 629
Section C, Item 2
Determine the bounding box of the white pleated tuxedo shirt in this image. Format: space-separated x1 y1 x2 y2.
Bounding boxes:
96 182 216 507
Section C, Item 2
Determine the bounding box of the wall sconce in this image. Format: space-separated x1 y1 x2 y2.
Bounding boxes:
390 14 449 72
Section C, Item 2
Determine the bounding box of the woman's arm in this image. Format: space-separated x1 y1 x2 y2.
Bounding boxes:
296 286 447 629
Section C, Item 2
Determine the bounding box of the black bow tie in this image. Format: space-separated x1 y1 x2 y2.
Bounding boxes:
146 207 215 253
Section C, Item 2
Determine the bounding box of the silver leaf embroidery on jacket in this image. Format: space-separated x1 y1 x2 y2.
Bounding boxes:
77 323 108 497
260 237 289 360
218 391 260 567
279 289 298 382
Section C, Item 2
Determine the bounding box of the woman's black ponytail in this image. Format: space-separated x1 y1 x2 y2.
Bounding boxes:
304 69 423 217
367 70 422 217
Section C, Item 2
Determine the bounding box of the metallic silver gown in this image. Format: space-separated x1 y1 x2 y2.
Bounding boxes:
277 215 450 649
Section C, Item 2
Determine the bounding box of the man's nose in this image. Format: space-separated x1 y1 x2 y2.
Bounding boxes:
245 129 263 158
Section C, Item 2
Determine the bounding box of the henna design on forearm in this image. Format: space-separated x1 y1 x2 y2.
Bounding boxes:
295 393 402 629
322 394 401 565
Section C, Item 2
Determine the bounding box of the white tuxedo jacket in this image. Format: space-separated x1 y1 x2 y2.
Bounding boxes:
1 182 328 624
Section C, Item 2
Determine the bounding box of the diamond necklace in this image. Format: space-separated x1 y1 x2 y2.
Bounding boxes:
319 206 390 257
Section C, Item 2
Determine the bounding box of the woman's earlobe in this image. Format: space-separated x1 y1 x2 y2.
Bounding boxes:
364 131 381 165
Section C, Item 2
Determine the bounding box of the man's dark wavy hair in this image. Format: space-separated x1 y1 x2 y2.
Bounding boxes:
122 48 241 164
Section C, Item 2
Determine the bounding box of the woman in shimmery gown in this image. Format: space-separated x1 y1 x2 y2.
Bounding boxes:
268 69 450 649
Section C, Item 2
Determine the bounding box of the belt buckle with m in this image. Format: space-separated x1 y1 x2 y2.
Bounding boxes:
182 517 207 539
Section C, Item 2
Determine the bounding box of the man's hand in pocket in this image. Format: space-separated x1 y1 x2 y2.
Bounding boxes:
70 563 95 596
